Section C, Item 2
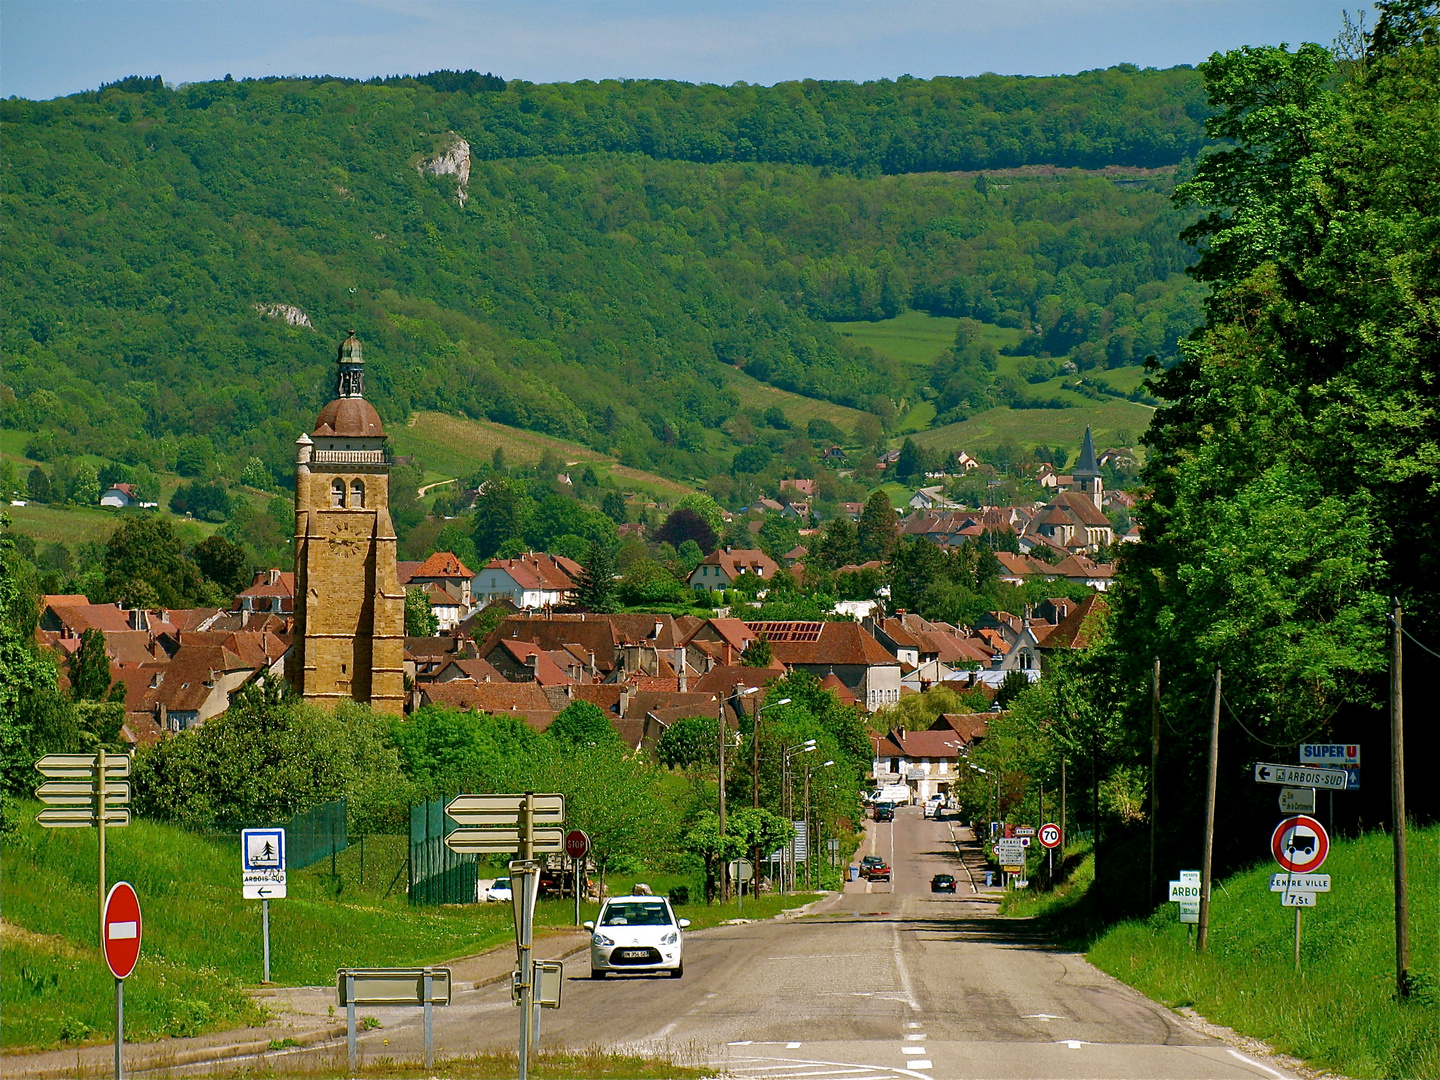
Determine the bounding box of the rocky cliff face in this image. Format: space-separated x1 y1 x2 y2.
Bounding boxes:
252 302 313 329
418 134 471 207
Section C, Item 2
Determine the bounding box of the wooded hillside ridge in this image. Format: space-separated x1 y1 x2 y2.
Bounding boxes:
3 66 1205 489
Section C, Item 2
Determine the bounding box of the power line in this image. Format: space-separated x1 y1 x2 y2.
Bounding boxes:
1400 625 1440 660
1221 693 1330 749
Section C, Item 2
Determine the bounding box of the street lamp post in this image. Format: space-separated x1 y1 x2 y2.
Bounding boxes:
719 685 758 903
750 697 791 898
782 739 816 892
804 760 835 890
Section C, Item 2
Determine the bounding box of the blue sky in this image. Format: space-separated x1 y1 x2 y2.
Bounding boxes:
3 1 1353 100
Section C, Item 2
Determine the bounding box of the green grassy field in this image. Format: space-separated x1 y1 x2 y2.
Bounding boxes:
831 311 1024 366
1008 827 1438 1079
1 804 818 1052
719 366 872 433
389 411 692 499
909 399 1153 457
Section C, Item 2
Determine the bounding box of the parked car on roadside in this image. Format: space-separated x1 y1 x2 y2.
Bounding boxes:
484 877 512 903
860 855 891 882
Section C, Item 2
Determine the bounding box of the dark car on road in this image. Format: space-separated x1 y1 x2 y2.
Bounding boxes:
874 804 895 822
860 855 891 881
930 873 957 893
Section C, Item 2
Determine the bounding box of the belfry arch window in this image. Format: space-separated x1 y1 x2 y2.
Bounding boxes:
350 480 366 508
330 479 345 508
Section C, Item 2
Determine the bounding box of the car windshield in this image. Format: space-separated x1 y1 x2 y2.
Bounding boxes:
493 878 510 889
600 902 672 927
862 856 881 865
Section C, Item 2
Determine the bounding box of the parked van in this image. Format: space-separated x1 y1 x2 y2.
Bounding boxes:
874 783 912 806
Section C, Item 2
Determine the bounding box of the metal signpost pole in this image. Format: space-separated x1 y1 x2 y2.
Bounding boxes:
1197 665 1222 953
717 698 727 903
346 973 357 1074
423 968 434 1070
97 748 107 946
573 855 581 926
262 899 271 982
114 978 123 1080
1390 598 1409 997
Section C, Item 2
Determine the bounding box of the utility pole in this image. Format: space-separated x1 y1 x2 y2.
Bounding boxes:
1390 598 1409 996
803 763 812 891
718 695 728 903
1197 666 1221 953
1149 658 1161 908
1060 758 1066 860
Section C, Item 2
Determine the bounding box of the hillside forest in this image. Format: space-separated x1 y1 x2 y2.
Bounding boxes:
3 65 1208 489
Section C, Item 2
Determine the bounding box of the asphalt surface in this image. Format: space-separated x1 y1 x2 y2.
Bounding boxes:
250 806 1297 1079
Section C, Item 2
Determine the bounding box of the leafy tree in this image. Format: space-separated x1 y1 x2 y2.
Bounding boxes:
70 462 101 506
169 480 233 522
812 515 859 571
191 534 250 593
103 515 205 608
389 705 544 797
655 714 718 769
26 466 50 503
685 810 747 904
471 477 530 560
674 493 725 538
68 628 113 702
654 507 718 553
732 445 773 475
405 588 439 636
600 489 627 523
993 669 1031 711
676 539 705 575
895 438 924 483
575 540 619 613
855 489 898 562
763 406 791 429
741 632 774 668
546 700 622 750
240 456 273 489
617 558 686 606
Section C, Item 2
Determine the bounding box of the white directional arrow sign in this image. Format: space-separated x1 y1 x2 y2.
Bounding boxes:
444 793 565 826
444 828 566 855
1253 763 1348 790
36 780 131 806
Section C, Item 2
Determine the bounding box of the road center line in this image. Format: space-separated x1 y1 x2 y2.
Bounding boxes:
890 921 919 1011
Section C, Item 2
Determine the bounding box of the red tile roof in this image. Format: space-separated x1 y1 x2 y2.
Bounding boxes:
411 551 475 580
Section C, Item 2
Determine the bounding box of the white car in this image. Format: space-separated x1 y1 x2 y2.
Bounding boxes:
483 877 512 903
923 795 945 819
586 895 690 978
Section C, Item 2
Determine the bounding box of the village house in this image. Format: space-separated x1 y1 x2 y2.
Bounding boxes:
473 553 581 609
235 569 295 616
687 547 779 593
870 726 969 802
746 620 901 710
400 551 475 609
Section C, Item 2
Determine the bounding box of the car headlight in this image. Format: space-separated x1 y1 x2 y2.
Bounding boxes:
661 931 678 945
592 933 615 946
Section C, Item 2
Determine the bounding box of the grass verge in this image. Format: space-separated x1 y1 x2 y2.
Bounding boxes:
1005 826 1437 1079
178 1048 708 1079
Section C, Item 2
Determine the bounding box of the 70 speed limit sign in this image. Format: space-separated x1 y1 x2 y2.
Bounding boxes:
1038 823 1062 849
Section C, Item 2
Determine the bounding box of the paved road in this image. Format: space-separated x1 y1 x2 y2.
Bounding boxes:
274 806 1295 1079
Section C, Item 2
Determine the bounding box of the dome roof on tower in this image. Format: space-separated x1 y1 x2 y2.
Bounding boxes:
313 397 385 438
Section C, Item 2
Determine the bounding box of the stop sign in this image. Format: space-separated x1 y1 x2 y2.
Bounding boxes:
564 829 590 860
103 881 142 980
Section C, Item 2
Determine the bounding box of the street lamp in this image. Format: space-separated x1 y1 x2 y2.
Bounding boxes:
804 759 835 890
782 739 817 892
719 685 758 902
749 697 791 899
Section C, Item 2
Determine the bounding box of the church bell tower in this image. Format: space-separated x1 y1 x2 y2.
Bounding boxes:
291 331 405 713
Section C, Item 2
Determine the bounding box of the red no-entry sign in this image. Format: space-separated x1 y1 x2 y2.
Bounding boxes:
103 881 142 980
564 829 590 861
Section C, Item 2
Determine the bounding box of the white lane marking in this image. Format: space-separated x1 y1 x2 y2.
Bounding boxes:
904 1033 925 1040
730 1040 754 1045
787 1042 802 1048
1023 1013 1066 1020
890 921 920 1011
1061 1040 1086 1049
905 1022 922 1029
724 1055 935 1080
900 1047 927 1055
767 954 864 960
1228 1048 1290 1079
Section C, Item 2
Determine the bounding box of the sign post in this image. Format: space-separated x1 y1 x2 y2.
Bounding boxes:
34 752 132 945
564 829 590 926
443 792 566 1080
1271 815 1330 973
337 968 451 1072
1168 871 1201 927
103 882 141 1080
1038 823 1061 882
242 829 286 982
